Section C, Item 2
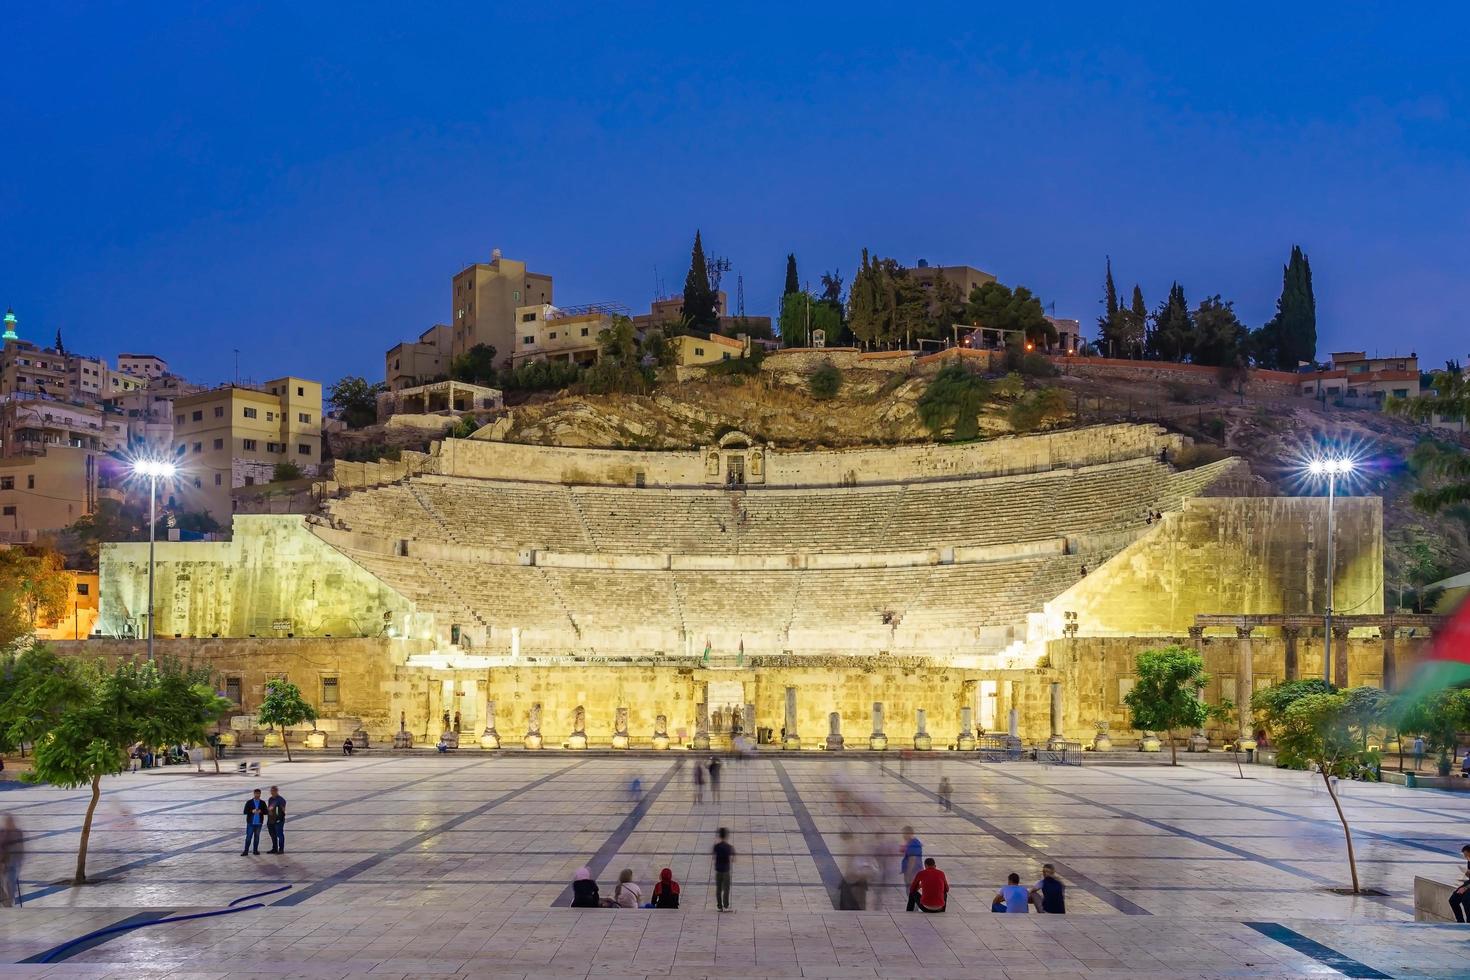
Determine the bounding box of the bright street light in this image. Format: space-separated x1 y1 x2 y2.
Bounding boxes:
132 457 178 659
1302 452 1356 685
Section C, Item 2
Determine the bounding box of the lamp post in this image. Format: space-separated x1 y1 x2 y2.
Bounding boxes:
1307 456 1354 684
133 459 177 659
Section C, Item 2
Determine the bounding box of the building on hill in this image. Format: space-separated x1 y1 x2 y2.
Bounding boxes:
631 293 773 339
171 377 323 525
386 324 451 392
376 379 503 422
450 250 553 366
1298 351 1418 408
0 447 111 542
909 261 996 303
80 421 1436 751
511 303 626 368
670 330 748 366
116 353 169 381
35 572 98 641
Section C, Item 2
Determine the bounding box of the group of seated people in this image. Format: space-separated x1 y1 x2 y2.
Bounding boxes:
905 861 1065 914
570 867 681 908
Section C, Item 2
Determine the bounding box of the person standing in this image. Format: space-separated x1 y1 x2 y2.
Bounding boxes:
708 756 722 803
693 759 706 804
241 789 267 856
1414 736 1426 771
266 785 287 854
0 815 23 907
993 872 1030 913
712 826 735 912
1029 863 1066 913
906 857 948 913
937 776 952 812
900 826 924 907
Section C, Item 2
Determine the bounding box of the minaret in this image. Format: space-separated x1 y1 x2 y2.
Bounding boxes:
2 308 16 342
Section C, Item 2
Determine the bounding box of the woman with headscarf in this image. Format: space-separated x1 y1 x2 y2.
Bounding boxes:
611 868 642 908
570 866 600 907
651 867 680 908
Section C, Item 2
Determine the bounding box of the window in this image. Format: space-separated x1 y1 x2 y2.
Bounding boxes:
580 327 589 337
722 352 731 360
175 414 185 425
243 407 257 419
242 439 257 451
225 677 242 705
522 335 534 345
266 442 281 453
76 582 89 596
191 410 203 421
1 506 13 517
266 411 275 422
244 475 254 486
298 443 310 455
321 675 339 705
214 438 224 450
694 347 705 356
25 475 33 489
214 474 222 486
214 406 224 418
522 312 537 322
393 359 400 370
0 478 10 491
192 442 202 453
296 386 304 397
513 290 520 302
548 332 557 340
298 412 310 423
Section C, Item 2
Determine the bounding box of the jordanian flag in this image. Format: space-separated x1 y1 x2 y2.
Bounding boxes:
703 639 711 663
1398 596 1470 704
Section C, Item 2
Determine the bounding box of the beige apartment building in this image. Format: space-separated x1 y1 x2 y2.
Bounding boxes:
386 324 451 391
451 250 553 365
0 398 125 457
631 293 774 338
0 446 108 542
908 262 996 300
671 331 747 366
172 378 323 525
511 303 625 367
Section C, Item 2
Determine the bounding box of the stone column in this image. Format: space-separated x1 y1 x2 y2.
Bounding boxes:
744 702 756 740
1185 626 1207 752
1382 627 1397 692
1282 626 1301 682
567 704 588 750
957 705 976 751
1332 626 1351 688
1236 627 1255 748
913 708 932 750
694 701 711 751
524 701 543 750
480 698 501 750
869 701 887 750
1046 681 1065 749
651 713 670 751
825 711 845 751
611 705 630 750
782 687 800 750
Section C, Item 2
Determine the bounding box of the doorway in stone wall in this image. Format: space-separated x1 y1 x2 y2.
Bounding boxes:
707 679 746 733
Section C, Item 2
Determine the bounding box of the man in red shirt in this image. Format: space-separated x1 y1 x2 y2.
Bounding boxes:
907 857 949 913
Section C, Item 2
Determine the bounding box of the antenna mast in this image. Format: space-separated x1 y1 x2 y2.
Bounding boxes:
737 274 746 317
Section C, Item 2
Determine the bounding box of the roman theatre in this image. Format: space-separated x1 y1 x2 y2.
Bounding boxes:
83 422 1423 751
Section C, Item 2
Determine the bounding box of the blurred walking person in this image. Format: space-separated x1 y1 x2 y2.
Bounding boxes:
712 826 735 912
0 815 22 907
707 756 722 802
693 759 706 804
937 776 952 811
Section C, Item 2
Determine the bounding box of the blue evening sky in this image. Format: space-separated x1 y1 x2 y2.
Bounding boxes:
3 2 1468 386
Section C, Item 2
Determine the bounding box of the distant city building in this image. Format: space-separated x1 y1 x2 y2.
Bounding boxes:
450 250 553 366
671 330 748 366
377 380 503 422
386 324 451 392
1299 351 1418 405
630 292 772 338
0 447 112 543
171 377 323 523
0 398 124 457
34 571 99 641
908 261 996 302
116 353 169 380
1045 316 1082 354
511 303 626 368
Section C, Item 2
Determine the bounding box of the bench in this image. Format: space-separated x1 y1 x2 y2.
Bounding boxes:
1414 876 1461 923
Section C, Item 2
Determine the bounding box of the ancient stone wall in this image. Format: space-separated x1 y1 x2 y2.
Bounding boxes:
1039 496 1382 638
1052 357 1301 397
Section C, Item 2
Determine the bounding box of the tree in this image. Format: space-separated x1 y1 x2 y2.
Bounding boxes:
450 343 498 387
1387 370 1470 511
1122 645 1216 765
1097 257 1120 355
928 271 967 338
848 250 881 347
1252 678 1334 752
0 649 231 884
917 363 993 441
0 547 73 645
1398 688 1470 776
1148 282 1194 362
328 376 386 429
272 461 303 483
820 270 844 306
1255 246 1317 371
1272 690 1378 893
966 282 1055 348
682 231 719 331
1191 295 1248 368
1127 284 1149 357
784 254 800 297
257 679 317 762
809 362 842 400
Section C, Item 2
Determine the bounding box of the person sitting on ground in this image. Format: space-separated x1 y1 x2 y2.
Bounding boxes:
436 737 448 753
342 737 354 756
610 868 642 908
570 866 600 907
1029 863 1066 914
994 872 1030 913
650 867 680 908
907 857 949 913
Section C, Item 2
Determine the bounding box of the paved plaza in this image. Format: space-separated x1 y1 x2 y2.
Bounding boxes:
1 753 1468 977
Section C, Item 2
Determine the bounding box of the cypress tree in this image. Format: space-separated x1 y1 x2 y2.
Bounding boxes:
1150 282 1194 362
784 254 799 297
1276 245 1316 369
1130 284 1147 358
682 230 719 331
1098 257 1119 356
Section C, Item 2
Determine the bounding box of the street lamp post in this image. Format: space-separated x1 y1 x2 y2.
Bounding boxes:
133 459 177 659
1307 456 1354 684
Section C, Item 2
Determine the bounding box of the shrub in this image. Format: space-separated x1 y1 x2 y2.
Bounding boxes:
917 363 992 440
1007 387 1071 431
272 461 303 483
498 360 583 392
706 348 765 378
809 362 842 400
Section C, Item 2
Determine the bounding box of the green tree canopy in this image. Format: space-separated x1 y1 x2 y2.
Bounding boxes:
1148 282 1194 362
682 231 719 331
449 343 498 387
1122 645 1215 764
783 253 799 296
1097 256 1120 354
0 649 231 884
1190 295 1249 368
1253 245 1316 371
328 376 386 429
917 363 993 441
0 547 73 645
1387 372 1470 514
257 679 317 762
965 282 1055 348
